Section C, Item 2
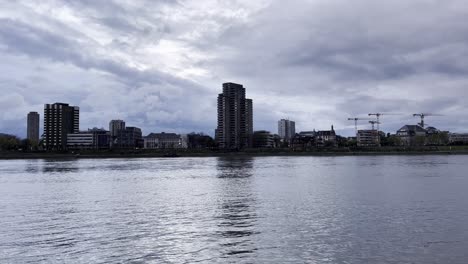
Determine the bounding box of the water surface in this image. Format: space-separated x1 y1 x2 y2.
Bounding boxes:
1 156 468 263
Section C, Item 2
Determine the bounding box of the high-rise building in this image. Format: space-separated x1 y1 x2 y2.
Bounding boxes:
109 120 126 137
109 120 126 147
216 82 253 149
43 103 79 150
278 119 296 141
27 111 40 144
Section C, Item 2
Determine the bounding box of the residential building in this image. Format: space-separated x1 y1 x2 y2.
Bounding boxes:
253 130 274 148
278 119 296 142
27 111 40 144
109 120 126 147
43 103 79 150
396 125 427 146
144 132 187 149
316 125 337 147
216 82 253 149
357 130 380 147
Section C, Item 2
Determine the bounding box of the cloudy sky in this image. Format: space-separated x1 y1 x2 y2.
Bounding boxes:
1 0 468 137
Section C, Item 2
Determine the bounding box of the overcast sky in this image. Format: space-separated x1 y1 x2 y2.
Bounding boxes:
1 0 468 137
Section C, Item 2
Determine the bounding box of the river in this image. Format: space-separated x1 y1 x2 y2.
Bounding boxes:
1 156 468 263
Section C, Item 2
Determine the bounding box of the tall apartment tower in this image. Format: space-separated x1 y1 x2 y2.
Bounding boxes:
109 120 126 147
44 103 79 150
216 82 253 149
278 119 296 141
27 111 40 144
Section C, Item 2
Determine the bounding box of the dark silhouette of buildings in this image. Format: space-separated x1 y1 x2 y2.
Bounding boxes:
44 103 79 150
27 111 40 144
187 133 215 149
253 130 275 148
117 126 143 148
216 82 253 149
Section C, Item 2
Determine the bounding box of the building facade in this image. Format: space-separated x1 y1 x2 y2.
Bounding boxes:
357 129 380 147
278 119 296 142
216 82 253 149
27 111 40 144
109 120 125 137
109 120 126 147
144 132 188 149
116 127 143 149
44 103 79 150
449 133 468 144
316 126 337 147
67 129 110 150
396 125 427 146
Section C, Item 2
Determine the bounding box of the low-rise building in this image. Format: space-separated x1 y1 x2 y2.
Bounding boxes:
396 125 427 146
67 128 110 150
449 133 468 144
144 132 187 149
291 133 315 151
357 130 379 147
316 126 337 147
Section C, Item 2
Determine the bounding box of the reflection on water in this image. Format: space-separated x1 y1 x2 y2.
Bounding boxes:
24 159 41 173
42 160 80 174
216 157 254 178
216 157 258 258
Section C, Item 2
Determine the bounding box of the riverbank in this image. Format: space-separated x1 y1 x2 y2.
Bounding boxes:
2 148 468 159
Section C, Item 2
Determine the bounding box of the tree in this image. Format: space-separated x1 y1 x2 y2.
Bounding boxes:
20 139 32 151
0 134 20 151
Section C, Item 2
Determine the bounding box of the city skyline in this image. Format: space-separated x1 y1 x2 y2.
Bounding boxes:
1 1 468 137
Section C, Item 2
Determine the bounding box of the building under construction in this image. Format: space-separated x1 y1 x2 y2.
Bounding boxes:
357 130 380 147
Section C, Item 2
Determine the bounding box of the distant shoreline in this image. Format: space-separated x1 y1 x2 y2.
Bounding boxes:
1 149 468 160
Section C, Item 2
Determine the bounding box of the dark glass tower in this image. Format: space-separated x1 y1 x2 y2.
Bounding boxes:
44 103 79 150
27 111 40 144
216 82 253 149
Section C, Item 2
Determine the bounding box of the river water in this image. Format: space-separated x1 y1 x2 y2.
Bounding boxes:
1 156 468 263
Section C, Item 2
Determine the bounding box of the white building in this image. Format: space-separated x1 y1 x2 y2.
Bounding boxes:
67 129 110 150
278 119 296 141
67 132 93 149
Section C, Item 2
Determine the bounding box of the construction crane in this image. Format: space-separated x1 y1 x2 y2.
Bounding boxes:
368 120 382 145
368 112 401 132
413 113 443 128
368 120 380 131
347 117 373 133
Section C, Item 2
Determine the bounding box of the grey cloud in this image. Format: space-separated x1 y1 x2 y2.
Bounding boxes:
1 0 468 137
